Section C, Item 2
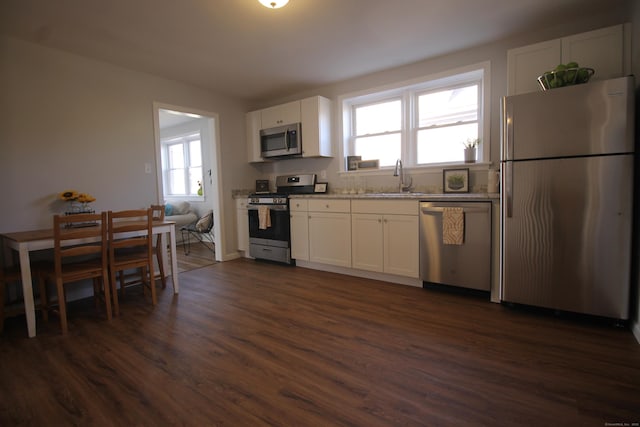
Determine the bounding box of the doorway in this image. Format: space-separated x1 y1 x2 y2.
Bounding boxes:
153 102 223 263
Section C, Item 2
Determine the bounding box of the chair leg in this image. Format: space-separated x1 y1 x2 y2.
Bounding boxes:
56 278 68 334
110 268 120 317
156 245 166 289
118 270 126 298
101 275 112 321
182 229 191 255
37 274 49 322
149 269 157 306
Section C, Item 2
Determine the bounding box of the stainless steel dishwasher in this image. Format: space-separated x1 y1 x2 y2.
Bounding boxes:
419 201 491 291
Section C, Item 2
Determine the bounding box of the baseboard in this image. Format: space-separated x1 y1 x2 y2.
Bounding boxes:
294 260 422 288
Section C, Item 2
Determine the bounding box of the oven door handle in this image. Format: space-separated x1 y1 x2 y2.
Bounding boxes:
247 205 288 211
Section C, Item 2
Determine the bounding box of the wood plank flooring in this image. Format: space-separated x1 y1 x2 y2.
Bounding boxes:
174 241 216 273
1 258 639 426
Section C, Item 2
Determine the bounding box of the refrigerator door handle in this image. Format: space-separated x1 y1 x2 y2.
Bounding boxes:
505 161 513 218
502 98 514 161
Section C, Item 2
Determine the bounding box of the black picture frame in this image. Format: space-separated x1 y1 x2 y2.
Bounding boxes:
443 168 469 193
314 182 328 193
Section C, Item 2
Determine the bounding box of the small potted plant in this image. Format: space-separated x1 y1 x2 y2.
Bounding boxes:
463 138 480 163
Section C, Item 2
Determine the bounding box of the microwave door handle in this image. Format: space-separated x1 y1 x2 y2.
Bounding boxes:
285 129 290 151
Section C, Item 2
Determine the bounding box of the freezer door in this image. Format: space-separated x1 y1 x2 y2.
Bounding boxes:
501 76 634 161
501 155 633 319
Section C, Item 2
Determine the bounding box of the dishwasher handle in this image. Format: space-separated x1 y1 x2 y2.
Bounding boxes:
420 205 490 214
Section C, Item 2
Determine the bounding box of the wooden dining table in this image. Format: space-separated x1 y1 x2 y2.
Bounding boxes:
1 220 179 338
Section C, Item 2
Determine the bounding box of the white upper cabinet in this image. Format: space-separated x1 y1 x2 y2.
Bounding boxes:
245 95 333 163
561 25 629 82
301 96 332 158
507 39 561 96
261 100 301 128
507 24 630 95
245 110 263 163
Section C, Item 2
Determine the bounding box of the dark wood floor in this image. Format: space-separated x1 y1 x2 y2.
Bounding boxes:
173 241 216 273
1 258 639 426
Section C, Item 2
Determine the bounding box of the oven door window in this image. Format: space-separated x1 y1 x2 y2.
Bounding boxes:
248 208 290 242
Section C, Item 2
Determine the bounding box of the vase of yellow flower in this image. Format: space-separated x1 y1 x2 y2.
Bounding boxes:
59 190 96 215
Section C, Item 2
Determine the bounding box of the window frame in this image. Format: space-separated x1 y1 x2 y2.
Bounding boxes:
161 131 204 201
339 62 491 174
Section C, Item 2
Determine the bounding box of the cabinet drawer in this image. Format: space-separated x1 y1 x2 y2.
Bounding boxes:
351 199 418 215
308 199 350 213
290 199 308 212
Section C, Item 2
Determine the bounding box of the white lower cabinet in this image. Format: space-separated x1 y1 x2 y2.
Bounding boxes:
235 198 249 253
307 199 351 267
290 199 309 261
351 200 419 278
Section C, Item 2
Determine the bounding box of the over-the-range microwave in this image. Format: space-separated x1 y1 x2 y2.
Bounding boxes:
260 122 302 159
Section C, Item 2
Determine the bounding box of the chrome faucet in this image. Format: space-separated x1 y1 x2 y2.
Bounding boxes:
393 159 413 192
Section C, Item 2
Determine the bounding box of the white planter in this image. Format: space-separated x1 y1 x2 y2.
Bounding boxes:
464 147 476 163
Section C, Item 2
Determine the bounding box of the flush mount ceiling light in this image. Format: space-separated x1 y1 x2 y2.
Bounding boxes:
259 0 289 9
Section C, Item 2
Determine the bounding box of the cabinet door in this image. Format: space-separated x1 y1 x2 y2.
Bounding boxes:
235 199 249 252
245 110 263 163
290 211 309 261
261 101 301 128
383 215 419 278
561 24 626 81
351 214 383 272
507 39 561 95
301 96 332 158
308 212 351 267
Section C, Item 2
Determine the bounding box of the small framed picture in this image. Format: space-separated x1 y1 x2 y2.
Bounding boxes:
314 182 328 193
443 168 469 193
346 156 361 171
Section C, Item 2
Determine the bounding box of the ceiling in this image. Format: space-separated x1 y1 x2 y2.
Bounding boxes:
0 0 618 102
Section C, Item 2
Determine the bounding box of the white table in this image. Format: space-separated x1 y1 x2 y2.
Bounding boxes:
1 221 179 338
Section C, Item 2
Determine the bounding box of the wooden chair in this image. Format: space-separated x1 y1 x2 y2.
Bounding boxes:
150 204 167 289
108 209 155 316
39 212 111 334
0 260 49 333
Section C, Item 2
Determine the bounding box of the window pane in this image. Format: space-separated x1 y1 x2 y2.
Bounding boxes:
169 169 185 194
418 85 477 128
189 140 202 167
355 100 401 135
417 123 478 164
168 144 184 168
355 133 401 167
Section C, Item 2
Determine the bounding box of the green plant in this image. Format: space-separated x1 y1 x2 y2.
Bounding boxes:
463 138 480 149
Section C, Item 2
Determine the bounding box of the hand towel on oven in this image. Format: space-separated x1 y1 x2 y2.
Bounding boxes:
442 207 464 245
258 205 271 230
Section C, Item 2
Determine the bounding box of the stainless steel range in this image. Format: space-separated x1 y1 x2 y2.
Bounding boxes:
248 174 316 264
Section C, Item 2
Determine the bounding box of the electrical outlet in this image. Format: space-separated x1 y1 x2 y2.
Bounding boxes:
144 163 152 174
320 170 327 179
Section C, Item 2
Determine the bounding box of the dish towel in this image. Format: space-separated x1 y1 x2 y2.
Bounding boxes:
258 205 271 230
442 207 464 245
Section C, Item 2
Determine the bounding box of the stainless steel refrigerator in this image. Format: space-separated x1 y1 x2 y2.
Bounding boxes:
500 76 635 320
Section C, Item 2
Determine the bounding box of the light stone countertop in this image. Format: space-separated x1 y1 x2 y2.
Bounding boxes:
288 192 500 201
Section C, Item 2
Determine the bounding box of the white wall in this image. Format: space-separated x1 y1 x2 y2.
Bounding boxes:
250 5 632 194
0 36 257 259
